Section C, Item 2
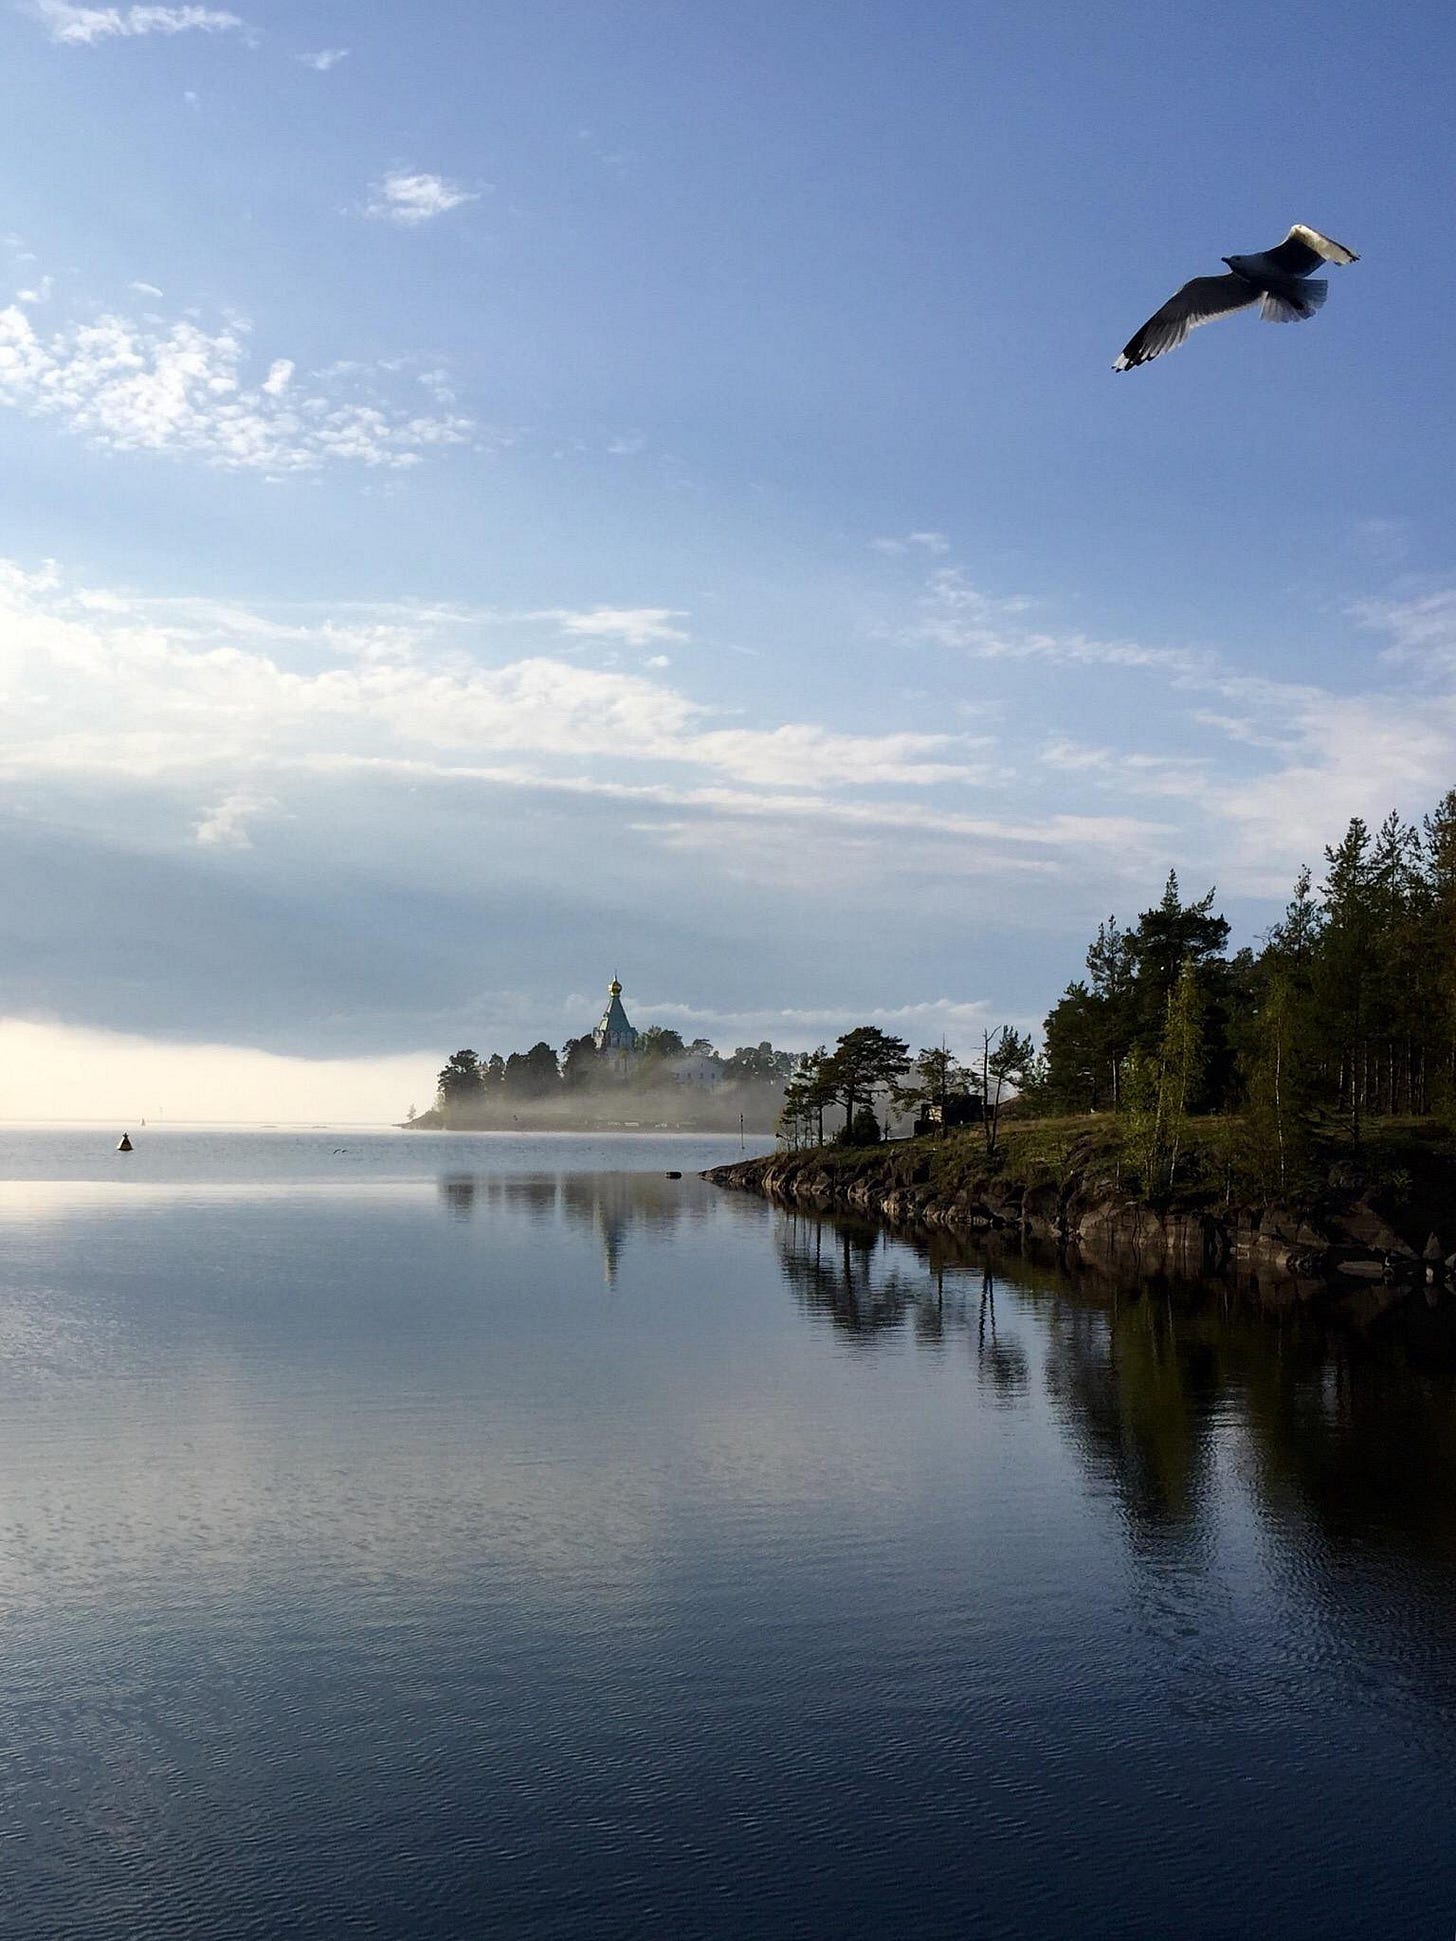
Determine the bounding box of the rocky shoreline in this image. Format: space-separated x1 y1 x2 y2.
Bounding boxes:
704 1142 1456 1300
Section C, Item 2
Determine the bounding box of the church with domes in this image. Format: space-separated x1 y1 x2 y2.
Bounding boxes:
593 977 639 1061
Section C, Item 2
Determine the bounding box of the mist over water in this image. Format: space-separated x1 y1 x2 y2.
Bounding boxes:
421 1081 785 1133
4 1129 1456 1939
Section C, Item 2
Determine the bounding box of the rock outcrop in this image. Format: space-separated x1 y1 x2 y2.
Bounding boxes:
705 1145 1451 1303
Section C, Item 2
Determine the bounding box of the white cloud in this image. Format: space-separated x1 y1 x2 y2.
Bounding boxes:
872 530 950 557
0 297 471 471
297 758 1159 858
1356 588 1456 677
916 568 1206 676
906 552 1456 898
417 368 456 404
298 46 346 70
1207 690 1456 891
689 724 981 790
33 2 246 44
193 788 277 848
1240 599 1456 876
22 557 1373 936
1038 738 1212 798
365 170 480 226
128 280 163 298
539 606 689 648
1021 627 1456 895
0 559 1056 845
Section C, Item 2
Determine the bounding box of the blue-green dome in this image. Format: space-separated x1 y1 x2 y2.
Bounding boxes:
593 978 638 1053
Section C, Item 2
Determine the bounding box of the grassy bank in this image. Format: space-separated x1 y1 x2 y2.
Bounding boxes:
741 1112 1456 1205
708 1114 1456 1287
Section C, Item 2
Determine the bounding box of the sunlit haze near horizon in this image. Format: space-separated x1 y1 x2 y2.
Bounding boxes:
2 0 1454 1117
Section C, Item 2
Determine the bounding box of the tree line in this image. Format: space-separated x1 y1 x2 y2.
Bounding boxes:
774 788 1456 1192
777 1024 1035 1156
427 789 1456 1172
1025 789 1456 1189
431 1030 797 1116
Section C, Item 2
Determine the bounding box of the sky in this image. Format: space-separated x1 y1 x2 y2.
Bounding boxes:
1 0 1454 1120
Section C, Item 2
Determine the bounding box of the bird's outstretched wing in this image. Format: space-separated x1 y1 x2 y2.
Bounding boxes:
1259 280 1328 323
1263 223 1360 275
1113 274 1260 371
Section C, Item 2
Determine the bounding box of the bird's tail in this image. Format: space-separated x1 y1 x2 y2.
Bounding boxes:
1260 279 1328 323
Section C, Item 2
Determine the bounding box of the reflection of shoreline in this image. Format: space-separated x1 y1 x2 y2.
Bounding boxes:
437 1170 711 1285
775 1211 1030 1391
775 1204 1456 1564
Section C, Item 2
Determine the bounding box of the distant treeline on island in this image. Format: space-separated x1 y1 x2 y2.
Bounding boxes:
411 788 1456 1181
409 1002 799 1133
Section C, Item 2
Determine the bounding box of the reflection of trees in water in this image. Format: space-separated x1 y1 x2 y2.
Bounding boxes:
778 1206 1456 1597
438 1175 561 1221
1232 1302 1456 1566
1042 1292 1223 1535
435 1169 709 1286
440 1175 481 1219
777 1211 960 1342
1042 1278 1456 1565
1041 1275 1456 1724
785 1205 1456 1739
975 1272 1029 1402
774 1214 1029 1396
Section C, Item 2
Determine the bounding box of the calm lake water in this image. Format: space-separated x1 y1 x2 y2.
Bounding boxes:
3 1127 1456 1939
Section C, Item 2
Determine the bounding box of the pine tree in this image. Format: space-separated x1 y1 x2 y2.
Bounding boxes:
823 1027 911 1144
1159 957 1205 1188
1316 818 1377 1140
436 1049 485 1118
1084 916 1137 1105
1423 789 1456 1109
980 1026 1035 1160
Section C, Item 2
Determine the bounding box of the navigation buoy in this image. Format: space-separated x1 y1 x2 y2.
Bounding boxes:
116 1134 133 1152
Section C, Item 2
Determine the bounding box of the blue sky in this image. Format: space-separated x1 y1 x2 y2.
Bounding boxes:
1 0 1453 1116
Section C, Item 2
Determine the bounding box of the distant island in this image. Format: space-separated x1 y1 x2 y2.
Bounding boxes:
406 977 797 1132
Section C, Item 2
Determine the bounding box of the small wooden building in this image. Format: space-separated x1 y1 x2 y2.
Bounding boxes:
913 1095 984 1139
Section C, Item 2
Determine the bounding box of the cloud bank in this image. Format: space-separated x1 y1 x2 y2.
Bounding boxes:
0 560 991 800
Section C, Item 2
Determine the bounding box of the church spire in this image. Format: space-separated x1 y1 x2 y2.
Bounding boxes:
594 974 638 1055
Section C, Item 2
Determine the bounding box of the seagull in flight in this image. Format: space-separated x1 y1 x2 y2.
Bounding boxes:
1113 224 1359 371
